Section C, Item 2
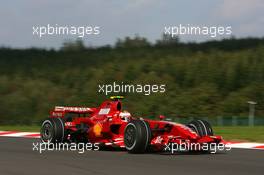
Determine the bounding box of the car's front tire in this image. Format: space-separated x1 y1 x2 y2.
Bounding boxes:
124 120 151 153
187 119 213 137
186 119 216 153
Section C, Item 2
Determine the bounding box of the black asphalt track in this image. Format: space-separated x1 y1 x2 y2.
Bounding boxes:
0 137 263 175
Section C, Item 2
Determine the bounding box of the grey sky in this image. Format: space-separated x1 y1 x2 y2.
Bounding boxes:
0 0 263 49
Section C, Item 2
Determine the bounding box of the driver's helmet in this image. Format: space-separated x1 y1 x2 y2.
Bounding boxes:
119 110 131 121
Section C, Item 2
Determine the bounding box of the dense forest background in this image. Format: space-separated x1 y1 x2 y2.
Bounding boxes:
0 35 264 124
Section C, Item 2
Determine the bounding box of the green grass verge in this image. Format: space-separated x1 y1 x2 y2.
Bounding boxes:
0 125 263 142
214 126 264 142
0 125 40 132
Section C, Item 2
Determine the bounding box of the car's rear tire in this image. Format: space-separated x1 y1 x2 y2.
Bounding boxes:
187 119 213 136
124 120 151 153
40 118 65 143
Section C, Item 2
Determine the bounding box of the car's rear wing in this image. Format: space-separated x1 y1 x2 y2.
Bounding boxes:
53 106 97 113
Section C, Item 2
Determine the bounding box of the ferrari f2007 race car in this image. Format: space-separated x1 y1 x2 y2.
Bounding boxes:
40 96 222 153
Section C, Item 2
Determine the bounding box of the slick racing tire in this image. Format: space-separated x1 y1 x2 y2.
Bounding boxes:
40 118 66 143
124 120 151 154
187 119 213 137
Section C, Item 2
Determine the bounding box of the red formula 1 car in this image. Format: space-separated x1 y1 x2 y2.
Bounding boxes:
40 96 222 153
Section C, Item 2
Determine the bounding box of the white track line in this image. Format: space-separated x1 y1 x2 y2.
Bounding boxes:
0 131 40 138
0 131 263 150
228 142 264 149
